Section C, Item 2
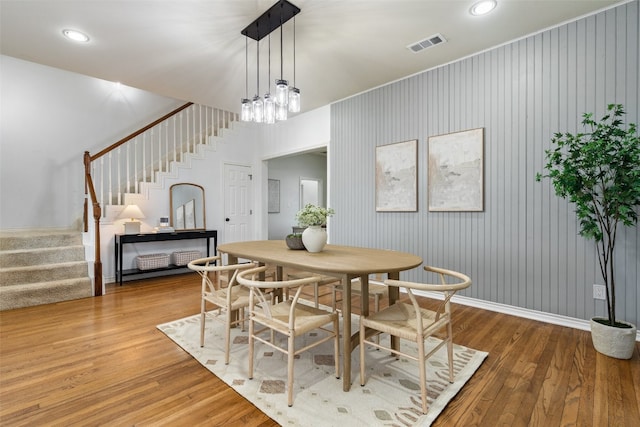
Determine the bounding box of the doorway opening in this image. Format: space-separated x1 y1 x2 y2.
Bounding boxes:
266 149 327 239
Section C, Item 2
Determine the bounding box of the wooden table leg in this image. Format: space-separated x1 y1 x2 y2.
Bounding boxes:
342 274 352 391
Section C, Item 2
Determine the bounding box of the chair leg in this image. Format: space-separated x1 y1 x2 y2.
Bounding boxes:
359 319 366 386
333 316 340 379
248 316 255 380
314 282 319 308
287 333 295 407
418 336 428 414
200 299 206 347
225 309 232 365
374 294 380 345
447 321 454 382
331 286 338 312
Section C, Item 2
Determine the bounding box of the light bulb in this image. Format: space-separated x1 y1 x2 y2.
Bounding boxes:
288 87 300 113
264 94 276 124
252 96 264 123
275 79 289 106
241 98 253 122
276 103 288 121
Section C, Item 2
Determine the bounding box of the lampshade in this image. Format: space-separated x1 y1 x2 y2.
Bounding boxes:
118 204 145 220
252 95 264 123
276 103 288 121
275 79 289 106
241 98 253 121
288 87 300 112
119 204 144 234
264 93 276 123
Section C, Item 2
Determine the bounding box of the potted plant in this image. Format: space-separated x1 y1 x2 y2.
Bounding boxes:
285 233 305 250
295 204 335 253
536 103 640 359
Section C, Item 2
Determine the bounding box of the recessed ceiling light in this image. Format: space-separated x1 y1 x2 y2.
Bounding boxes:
62 29 90 43
469 0 497 16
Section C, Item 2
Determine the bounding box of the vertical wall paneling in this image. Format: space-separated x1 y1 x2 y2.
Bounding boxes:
330 1 639 326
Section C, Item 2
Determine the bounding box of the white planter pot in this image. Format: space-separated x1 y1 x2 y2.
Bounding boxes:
590 318 637 360
301 226 327 253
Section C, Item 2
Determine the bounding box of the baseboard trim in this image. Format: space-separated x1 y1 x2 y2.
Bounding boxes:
415 290 640 342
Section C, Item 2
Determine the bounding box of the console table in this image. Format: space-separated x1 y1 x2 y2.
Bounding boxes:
114 230 217 285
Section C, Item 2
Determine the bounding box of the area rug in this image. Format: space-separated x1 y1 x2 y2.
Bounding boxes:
157 312 487 426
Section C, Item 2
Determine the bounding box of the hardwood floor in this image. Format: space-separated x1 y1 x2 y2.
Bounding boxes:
1 273 638 426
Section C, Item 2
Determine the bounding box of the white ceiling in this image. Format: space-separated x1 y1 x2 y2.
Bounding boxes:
0 0 623 115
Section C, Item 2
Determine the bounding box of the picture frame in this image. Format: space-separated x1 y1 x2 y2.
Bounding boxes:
428 128 484 211
268 179 280 213
375 139 418 212
175 205 185 229
184 199 196 229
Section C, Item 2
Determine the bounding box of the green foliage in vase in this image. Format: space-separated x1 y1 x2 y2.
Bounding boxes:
536 104 640 327
295 204 335 227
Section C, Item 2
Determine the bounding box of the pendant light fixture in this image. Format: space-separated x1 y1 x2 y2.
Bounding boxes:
252 32 264 123
240 0 301 124
274 14 288 121
288 16 300 113
240 37 253 122
264 33 276 124
275 14 288 110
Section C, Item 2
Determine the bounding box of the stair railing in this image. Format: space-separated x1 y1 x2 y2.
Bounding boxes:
83 102 238 296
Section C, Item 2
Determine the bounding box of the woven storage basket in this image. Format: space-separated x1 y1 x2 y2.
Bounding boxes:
172 250 201 266
136 253 170 270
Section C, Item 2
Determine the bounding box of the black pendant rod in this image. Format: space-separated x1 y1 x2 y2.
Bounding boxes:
241 0 300 41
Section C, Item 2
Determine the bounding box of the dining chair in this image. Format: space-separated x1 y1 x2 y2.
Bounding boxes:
359 265 472 414
332 274 388 313
285 269 340 308
237 265 340 407
187 256 257 364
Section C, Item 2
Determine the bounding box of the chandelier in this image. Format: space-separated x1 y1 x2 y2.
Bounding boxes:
240 0 301 124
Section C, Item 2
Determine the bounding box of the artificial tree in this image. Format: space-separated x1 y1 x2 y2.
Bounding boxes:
536 104 640 328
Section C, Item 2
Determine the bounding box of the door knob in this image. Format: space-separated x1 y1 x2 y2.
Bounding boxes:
225 218 230 222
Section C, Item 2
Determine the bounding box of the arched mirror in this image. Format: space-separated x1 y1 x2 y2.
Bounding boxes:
170 183 206 230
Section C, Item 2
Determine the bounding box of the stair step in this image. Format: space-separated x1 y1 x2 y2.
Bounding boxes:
0 230 82 250
0 261 89 286
0 246 86 268
0 278 93 311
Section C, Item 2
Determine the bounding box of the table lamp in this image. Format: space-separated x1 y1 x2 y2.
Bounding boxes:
119 204 145 234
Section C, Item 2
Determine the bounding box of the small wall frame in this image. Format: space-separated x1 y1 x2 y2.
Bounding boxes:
268 179 280 213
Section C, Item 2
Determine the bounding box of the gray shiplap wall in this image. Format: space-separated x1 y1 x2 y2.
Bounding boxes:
330 1 639 326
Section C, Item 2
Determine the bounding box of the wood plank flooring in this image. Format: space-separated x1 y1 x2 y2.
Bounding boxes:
1 273 638 426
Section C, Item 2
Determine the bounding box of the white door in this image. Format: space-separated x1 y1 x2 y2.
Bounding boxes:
224 163 253 243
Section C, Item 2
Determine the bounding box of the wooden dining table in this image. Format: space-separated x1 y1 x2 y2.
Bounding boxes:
216 239 423 391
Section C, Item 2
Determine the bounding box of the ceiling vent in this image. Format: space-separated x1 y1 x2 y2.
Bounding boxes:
407 33 446 53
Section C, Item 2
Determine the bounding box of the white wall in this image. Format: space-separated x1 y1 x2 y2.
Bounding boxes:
261 106 330 159
0 54 332 287
0 55 182 229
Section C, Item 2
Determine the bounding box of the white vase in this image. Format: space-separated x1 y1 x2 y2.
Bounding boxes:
590 317 637 359
301 225 327 253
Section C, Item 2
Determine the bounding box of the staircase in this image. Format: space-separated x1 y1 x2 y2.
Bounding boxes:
0 229 92 311
88 103 239 212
